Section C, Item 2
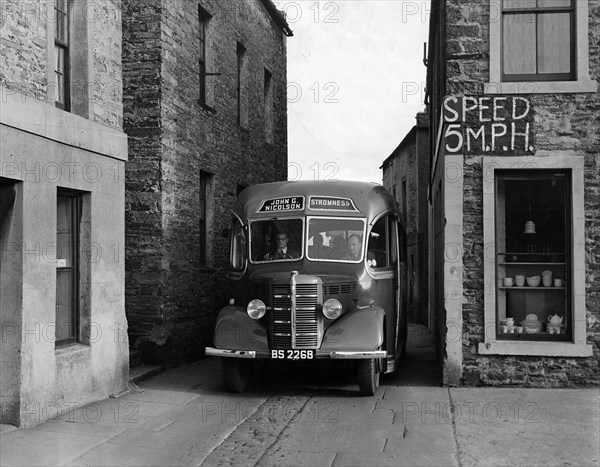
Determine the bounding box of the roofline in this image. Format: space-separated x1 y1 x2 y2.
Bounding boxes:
259 0 294 37
380 126 417 168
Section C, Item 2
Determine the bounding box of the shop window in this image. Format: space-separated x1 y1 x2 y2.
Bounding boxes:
480 156 591 357
495 170 570 342
486 0 596 94
56 190 81 346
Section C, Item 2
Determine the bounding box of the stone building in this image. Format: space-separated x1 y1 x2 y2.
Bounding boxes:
0 0 128 426
425 0 599 386
381 112 430 326
122 0 291 362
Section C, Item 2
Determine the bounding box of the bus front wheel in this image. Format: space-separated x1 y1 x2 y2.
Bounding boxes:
357 358 380 396
221 358 250 393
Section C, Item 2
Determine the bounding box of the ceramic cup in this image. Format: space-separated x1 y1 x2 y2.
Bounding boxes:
543 276 552 287
516 326 524 333
500 325 508 333
515 275 525 287
554 278 563 287
506 318 514 329
504 277 514 287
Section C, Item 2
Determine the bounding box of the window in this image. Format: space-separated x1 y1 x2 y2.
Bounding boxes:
250 219 303 263
198 5 211 105
264 68 274 142
236 42 246 126
367 215 398 269
199 170 213 266
495 170 571 342
56 190 81 346
306 217 366 262
229 217 247 271
501 0 574 82
54 0 70 110
480 156 591 356
486 0 596 94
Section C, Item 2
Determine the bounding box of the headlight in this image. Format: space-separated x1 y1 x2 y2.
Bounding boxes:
323 298 343 320
247 299 266 320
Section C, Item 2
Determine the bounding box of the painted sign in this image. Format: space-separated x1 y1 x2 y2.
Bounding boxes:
308 196 358 211
258 196 305 212
443 96 534 155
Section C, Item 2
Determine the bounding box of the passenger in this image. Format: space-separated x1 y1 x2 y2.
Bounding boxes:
262 232 299 260
342 234 362 260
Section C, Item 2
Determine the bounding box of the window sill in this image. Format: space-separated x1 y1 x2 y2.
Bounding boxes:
197 101 216 114
478 341 592 357
484 79 597 95
55 343 91 355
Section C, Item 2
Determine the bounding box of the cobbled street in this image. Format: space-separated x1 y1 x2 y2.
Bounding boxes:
2 325 598 466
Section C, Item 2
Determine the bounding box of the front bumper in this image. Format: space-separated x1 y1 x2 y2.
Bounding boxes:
205 347 386 360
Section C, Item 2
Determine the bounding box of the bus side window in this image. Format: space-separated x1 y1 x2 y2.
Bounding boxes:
368 216 389 268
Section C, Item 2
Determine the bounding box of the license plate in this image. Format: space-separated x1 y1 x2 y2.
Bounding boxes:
271 349 315 360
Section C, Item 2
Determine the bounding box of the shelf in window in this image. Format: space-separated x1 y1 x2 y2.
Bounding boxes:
498 286 565 290
498 262 565 266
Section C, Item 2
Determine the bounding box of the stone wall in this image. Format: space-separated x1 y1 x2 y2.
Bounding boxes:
444 0 600 386
123 0 289 362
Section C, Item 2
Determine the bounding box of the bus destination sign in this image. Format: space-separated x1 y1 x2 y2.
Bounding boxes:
258 196 305 212
308 196 358 211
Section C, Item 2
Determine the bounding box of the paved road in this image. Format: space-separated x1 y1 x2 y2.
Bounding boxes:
1 326 598 466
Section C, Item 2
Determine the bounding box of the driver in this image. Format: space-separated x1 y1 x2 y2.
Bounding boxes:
263 232 299 260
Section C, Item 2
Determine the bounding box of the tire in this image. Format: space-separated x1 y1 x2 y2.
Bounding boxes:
357 358 380 396
221 358 250 393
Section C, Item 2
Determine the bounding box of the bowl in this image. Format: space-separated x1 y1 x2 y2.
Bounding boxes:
521 318 542 333
526 275 541 287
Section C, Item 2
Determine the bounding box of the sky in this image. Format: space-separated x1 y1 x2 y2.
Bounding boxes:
281 0 431 184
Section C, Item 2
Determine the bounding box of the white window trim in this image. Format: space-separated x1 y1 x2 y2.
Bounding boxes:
479 154 592 357
486 0 597 95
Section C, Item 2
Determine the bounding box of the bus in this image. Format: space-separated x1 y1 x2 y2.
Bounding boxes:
205 180 408 395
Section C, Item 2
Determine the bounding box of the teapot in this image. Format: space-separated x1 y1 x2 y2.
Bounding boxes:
548 314 563 324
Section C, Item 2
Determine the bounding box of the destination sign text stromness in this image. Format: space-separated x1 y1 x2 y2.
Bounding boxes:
309 196 358 211
259 196 305 212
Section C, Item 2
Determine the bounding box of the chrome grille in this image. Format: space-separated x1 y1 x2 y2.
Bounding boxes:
324 282 356 295
270 282 319 349
272 284 292 348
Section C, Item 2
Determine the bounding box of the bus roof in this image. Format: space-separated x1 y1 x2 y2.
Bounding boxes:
234 180 399 220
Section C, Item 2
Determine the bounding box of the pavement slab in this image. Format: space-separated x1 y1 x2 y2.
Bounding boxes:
449 387 600 467
0 428 110 467
64 443 209 467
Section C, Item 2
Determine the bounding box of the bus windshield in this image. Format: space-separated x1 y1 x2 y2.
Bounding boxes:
307 217 366 262
250 218 303 262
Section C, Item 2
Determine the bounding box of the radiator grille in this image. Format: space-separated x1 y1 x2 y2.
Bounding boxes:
270 282 319 349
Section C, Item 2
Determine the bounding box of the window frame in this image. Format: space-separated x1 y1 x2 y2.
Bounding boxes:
494 169 572 342
54 0 71 111
236 42 246 126
55 189 81 347
249 217 305 264
305 216 367 263
199 170 213 267
501 0 575 83
479 155 591 356
198 5 211 106
486 0 597 94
